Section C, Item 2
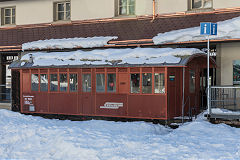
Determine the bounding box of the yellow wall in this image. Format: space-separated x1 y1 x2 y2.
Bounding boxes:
0 0 240 26
71 0 114 21
158 0 188 14
216 42 240 85
0 0 53 26
213 0 240 9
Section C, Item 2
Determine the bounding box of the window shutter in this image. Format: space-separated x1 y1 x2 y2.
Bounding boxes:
53 3 57 21
188 0 192 10
1 8 4 25
114 0 119 17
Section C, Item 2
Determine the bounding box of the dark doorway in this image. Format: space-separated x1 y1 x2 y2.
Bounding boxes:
199 68 215 110
11 70 20 112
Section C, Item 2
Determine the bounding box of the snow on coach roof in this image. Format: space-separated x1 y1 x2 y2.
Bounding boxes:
153 16 240 44
10 48 204 68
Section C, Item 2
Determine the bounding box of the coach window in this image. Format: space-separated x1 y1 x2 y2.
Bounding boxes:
107 73 116 92
142 73 152 94
96 73 105 92
31 74 39 91
60 73 68 92
50 74 58 92
189 70 195 93
70 74 77 92
130 73 140 93
40 74 48 91
82 74 91 92
154 73 165 93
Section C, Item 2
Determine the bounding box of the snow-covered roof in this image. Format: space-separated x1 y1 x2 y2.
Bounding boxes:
153 16 240 44
10 48 204 68
22 36 118 51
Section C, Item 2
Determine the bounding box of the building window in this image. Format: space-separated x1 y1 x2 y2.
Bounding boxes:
50 74 58 92
96 73 105 92
31 74 39 91
130 73 140 93
54 1 70 21
40 74 48 92
118 0 135 15
60 73 68 92
192 0 212 9
1 7 15 25
70 74 78 92
154 73 165 93
107 74 116 92
82 74 91 92
233 60 240 85
189 70 195 93
142 73 152 94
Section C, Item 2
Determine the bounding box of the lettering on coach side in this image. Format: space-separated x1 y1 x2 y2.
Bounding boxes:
23 95 34 105
100 102 123 109
23 95 35 112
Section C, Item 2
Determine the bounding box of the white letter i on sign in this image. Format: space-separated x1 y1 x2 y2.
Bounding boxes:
204 24 207 34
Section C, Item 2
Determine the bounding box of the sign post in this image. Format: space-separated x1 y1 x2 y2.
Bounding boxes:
200 22 217 115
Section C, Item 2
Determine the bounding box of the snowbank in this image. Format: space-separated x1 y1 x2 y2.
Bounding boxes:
153 16 240 44
22 36 118 50
21 47 203 66
0 109 240 160
212 108 240 115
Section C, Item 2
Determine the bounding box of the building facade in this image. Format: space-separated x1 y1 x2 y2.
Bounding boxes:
0 0 240 26
0 0 240 102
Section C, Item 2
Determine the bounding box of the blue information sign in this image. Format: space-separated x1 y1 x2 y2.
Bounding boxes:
211 23 217 35
200 22 211 35
200 22 217 35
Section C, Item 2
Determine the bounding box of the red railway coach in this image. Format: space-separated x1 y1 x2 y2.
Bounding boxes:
9 48 215 121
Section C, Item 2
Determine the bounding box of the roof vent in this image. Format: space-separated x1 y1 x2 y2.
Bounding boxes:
29 54 34 63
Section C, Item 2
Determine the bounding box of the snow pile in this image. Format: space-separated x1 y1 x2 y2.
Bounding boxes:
22 36 118 50
153 16 240 44
212 108 240 115
21 47 203 66
0 109 240 159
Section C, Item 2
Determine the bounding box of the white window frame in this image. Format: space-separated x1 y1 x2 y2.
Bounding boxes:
55 1 71 21
191 0 213 9
2 7 15 25
118 0 135 16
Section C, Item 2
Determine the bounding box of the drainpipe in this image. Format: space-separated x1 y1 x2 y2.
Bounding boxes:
152 0 156 21
182 67 185 124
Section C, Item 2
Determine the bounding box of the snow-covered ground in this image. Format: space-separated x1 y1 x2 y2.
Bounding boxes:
0 110 240 160
212 108 240 115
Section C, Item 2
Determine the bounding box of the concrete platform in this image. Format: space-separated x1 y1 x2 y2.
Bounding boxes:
0 103 11 110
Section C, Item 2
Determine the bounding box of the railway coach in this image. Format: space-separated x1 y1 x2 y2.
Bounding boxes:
9 47 215 121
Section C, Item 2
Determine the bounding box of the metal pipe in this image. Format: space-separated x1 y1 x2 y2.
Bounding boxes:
210 86 240 89
152 0 156 21
182 67 185 123
207 36 211 115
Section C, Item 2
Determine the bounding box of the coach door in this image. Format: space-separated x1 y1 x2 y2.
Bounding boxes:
189 68 200 115
82 70 93 114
